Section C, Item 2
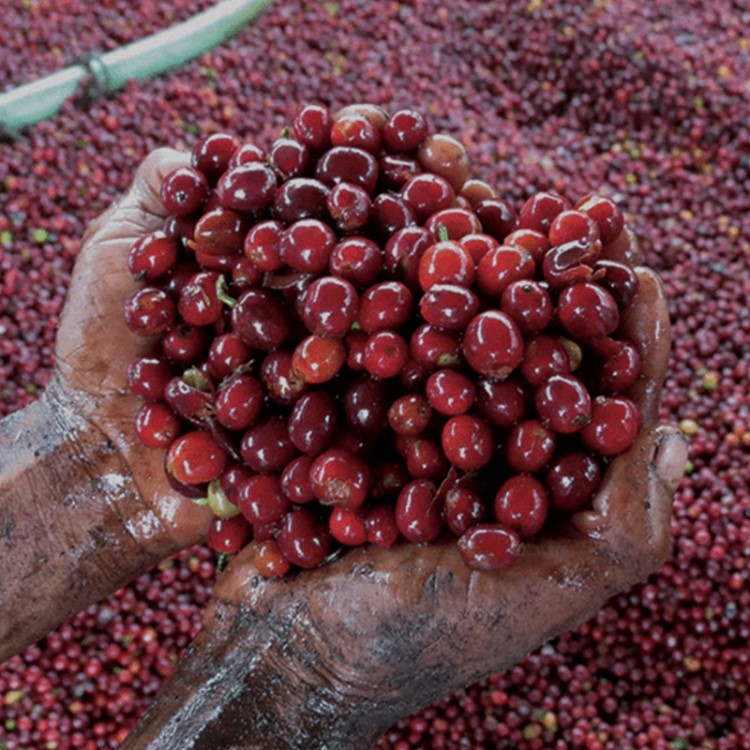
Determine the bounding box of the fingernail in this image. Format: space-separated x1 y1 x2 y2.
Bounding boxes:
653 434 689 490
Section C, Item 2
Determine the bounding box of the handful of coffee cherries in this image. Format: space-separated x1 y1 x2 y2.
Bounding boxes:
124 103 644 577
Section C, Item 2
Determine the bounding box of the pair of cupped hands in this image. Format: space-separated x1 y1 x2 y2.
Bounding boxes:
1 149 687 749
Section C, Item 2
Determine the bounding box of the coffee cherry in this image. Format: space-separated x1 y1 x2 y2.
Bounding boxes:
401 173 455 219
556 282 620 342
363 504 400 547
232 289 290 350
128 231 179 281
217 162 277 213
458 524 521 571
270 137 311 180
343 374 391 433
331 114 382 153
358 280 413 332
206 333 251 381
575 193 625 245
292 335 346 384
178 272 224 326
404 438 449 480
133 402 181 449
166 431 228 485
500 280 553 335
244 220 285 272
444 486 487 536
300 276 359 337
310 449 371 508
388 394 432 436
410 324 462 370
535 374 592 433
124 287 176 336
292 103 333 152
425 369 476 415
215 374 264 431
417 133 471 191
463 311 523 379
363 330 409 379
277 508 333 569
238 474 290 525
505 419 556 473
520 334 572 387
546 452 602 511
476 246 536 297
517 191 570 234
126 356 173 400
581 396 642 456
418 240 475 291
288 391 338 455
494 475 549 538
419 284 479 330
441 415 494 471
475 377 529 428
280 219 337 273
548 210 601 248
161 166 209 216
208 515 252 555
192 132 242 182
326 182 372 232
329 236 383 286
316 146 379 195
598 339 642 393
260 351 309 405
395 479 443 543
329 507 367 546
280 455 316 505
249 539 291 578
383 109 428 153
240 417 297 472
474 198 517 241
273 177 330 223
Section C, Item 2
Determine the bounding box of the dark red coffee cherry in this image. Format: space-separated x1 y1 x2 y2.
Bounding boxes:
475 376 529 428
238 474 290 525
363 330 409 379
575 193 625 245
277 508 333 569
273 178 330 223
598 339 642 393
395 479 444 543
444 486 487 536
178 271 224 326
161 166 209 216
358 280 414 333
425 369 476 416
329 507 367 546
441 415 494 471
280 219 337 274
217 162 277 213
581 396 642 456
292 103 333 152
127 356 173 400
124 287 176 336
535 374 592 433
270 137 311 180
310 449 372 508
520 334 572 387
505 419 556 473
383 109 428 153
517 191 570 234
244 220 284 272
288 391 338 455
208 515 251 555
410 324 462 370
292 335 346 384
388 394 432 436
401 173 455 220
476 246 536 297
463 311 523 379
316 146 379 196
500 280 553 335
128 231 179 281
474 198 518 241
166 430 228 485
240 416 298 472
191 132 242 182
494 474 549 539
548 210 601 248
556 281 620 342
215 374 264 431
232 288 290 351
419 284 479 330
343 374 391 433
133 402 181 449
546 452 602 511
458 524 521 571
281 455 316 505
329 236 383 286
379 153 422 190
326 182 372 232
330 114 382 153
418 240 475 290
300 275 359 337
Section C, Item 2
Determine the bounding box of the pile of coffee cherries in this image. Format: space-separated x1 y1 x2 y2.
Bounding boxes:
124 103 643 576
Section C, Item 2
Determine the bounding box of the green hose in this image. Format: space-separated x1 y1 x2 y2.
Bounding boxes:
0 0 273 135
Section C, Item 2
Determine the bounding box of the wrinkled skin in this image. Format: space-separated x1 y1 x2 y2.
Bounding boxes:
96 154 689 749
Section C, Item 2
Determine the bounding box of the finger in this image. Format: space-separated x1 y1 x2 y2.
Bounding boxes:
619 266 671 423
79 148 190 251
600 224 642 265
571 424 687 569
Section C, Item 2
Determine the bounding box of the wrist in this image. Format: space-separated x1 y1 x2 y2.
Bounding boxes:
0 380 177 661
120 598 388 750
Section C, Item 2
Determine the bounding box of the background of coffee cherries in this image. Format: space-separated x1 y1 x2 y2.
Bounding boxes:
0 1 748 748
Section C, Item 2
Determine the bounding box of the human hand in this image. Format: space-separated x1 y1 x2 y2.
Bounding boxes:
118 235 687 749
0 150 211 662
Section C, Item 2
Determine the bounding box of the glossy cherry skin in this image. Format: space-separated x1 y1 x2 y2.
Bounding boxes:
493 475 549 538
276 508 333 570
165 430 228 485
458 524 521 571
581 396 642 456
546 452 603 511
535 374 593 434
309 449 372 509
395 479 444 543
441 415 495 471
462 311 523 379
